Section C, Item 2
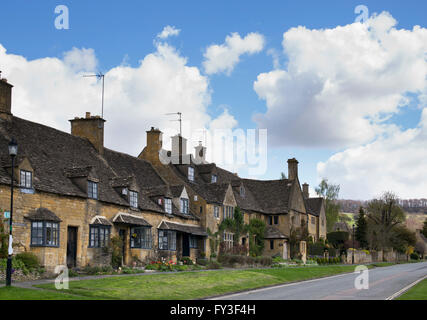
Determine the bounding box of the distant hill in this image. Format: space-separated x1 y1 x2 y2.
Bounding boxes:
336 199 427 215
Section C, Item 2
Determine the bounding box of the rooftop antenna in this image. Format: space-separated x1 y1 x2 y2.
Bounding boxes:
83 72 105 118
165 112 182 136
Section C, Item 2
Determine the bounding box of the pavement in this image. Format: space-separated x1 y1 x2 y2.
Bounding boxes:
210 261 427 300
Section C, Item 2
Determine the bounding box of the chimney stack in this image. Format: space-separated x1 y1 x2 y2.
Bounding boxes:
139 127 163 165
303 183 309 199
0 76 13 121
287 158 299 180
69 112 106 154
171 134 190 164
194 141 207 164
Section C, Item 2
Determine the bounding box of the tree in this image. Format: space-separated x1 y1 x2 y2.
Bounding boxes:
366 192 406 250
415 241 425 259
218 207 248 246
248 219 266 257
389 225 416 254
355 207 368 249
422 219 427 238
315 178 340 232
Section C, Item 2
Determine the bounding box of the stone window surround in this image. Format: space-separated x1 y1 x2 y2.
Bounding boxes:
30 221 60 247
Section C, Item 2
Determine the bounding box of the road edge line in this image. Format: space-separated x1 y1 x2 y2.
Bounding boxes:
385 274 427 300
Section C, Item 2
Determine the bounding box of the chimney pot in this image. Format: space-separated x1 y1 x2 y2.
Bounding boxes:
0 77 13 121
70 113 106 154
287 158 299 180
85 112 91 118
303 183 309 199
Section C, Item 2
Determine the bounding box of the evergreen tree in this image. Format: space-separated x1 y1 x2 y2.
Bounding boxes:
355 207 368 249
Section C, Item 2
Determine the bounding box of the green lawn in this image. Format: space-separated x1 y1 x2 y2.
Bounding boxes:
25 265 363 300
0 286 90 300
397 278 427 300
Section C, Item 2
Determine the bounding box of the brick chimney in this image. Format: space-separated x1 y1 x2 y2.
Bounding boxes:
69 112 106 154
0 76 13 121
287 158 299 180
139 127 163 165
302 183 309 199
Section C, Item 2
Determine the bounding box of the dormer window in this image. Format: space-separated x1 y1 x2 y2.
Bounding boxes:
88 181 98 199
20 170 32 189
180 198 189 214
211 174 217 183
129 191 138 208
164 198 172 214
188 167 194 181
240 186 245 197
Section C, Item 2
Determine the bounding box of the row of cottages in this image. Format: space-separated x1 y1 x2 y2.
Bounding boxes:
0 78 326 271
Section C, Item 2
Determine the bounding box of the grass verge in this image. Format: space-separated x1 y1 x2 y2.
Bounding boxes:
0 286 91 300
31 265 364 300
397 278 427 300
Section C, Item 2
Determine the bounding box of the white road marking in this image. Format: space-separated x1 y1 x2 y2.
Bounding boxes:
385 274 427 300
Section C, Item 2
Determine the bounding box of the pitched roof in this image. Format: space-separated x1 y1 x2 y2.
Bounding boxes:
264 226 288 239
112 212 151 226
25 208 62 222
0 116 195 219
305 198 323 217
158 220 207 236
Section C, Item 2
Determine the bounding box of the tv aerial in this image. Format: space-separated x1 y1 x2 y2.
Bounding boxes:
83 72 105 118
165 112 182 136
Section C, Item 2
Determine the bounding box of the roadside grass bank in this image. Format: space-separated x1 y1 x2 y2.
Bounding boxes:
396 278 427 300
34 265 366 300
0 286 90 300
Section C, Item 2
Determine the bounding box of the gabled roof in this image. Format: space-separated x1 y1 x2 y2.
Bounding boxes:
158 220 207 236
305 198 323 217
264 226 288 239
112 212 151 226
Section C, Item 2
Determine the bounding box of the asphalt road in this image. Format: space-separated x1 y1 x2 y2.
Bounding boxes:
211 262 427 300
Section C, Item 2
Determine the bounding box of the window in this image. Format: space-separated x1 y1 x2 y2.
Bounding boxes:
270 240 274 250
311 217 315 224
214 206 220 219
89 225 110 248
321 218 325 226
223 206 234 219
274 216 279 225
31 221 59 247
223 232 234 249
129 191 138 208
164 198 172 214
268 216 273 225
199 206 203 214
240 186 245 197
130 227 152 249
189 236 198 248
158 230 176 250
211 174 217 183
180 198 189 214
20 170 32 189
88 181 98 199
194 195 198 201
188 167 194 181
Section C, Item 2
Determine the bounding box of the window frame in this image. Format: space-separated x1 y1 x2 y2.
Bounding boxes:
164 198 172 214
189 236 198 249
270 240 274 250
180 198 189 214
30 221 60 247
211 174 217 183
129 190 138 209
20 170 33 189
158 230 176 251
88 225 111 248
214 206 220 219
87 180 98 199
188 167 194 181
130 226 152 249
223 206 234 219
274 216 279 225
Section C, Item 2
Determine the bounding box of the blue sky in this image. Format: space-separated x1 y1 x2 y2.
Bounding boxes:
1 1 426 199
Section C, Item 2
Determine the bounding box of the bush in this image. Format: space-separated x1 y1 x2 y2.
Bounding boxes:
196 258 208 266
0 257 29 275
410 252 420 260
173 265 189 272
181 257 194 265
15 252 40 271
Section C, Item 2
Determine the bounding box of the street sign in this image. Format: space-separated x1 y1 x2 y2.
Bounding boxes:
4 211 10 219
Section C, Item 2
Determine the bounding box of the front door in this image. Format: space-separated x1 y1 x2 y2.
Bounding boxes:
182 233 190 257
119 229 126 266
67 227 78 268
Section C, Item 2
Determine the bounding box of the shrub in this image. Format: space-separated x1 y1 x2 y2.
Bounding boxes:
174 265 189 272
197 258 208 266
181 257 194 265
0 257 29 274
207 260 222 269
410 252 420 260
110 236 123 269
15 252 40 271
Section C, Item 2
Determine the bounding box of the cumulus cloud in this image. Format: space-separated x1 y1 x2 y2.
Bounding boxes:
317 108 427 200
157 25 181 39
253 12 427 148
0 42 237 157
203 32 265 75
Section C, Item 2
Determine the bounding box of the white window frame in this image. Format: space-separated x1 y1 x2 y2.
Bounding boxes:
20 170 32 189
164 198 172 214
180 198 189 214
129 190 138 208
188 167 194 181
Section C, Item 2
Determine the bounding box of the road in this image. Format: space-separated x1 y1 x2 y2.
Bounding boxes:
211 262 427 300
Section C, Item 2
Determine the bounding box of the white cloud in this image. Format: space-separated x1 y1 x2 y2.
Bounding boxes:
63 47 98 72
253 12 427 148
317 108 427 200
203 32 265 75
157 25 181 39
0 42 237 157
